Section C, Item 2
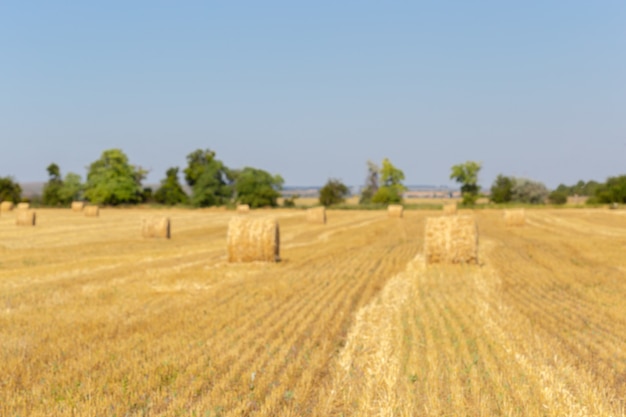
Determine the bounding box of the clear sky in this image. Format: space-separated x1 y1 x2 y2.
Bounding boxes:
1 1 625 189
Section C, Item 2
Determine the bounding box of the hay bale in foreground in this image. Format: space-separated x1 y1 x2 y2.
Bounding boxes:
388 204 404 218
71 201 85 212
16 210 36 226
424 215 478 264
504 209 525 227
227 217 279 262
84 206 100 217
17 202 30 210
0 201 13 212
237 204 250 214
142 217 171 239
306 206 327 224
443 204 457 215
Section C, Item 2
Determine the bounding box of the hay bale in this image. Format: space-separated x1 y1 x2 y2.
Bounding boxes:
237 204 250 214
71 201 85 212
424 215 478 264
84 206 100 217
142 217 171 239
0 201 13 212
17 202 30 210
504 209 525 227
388 204 404 218
16 210 36 226
443 203 457 215
306 206 327 224
227 217 280 262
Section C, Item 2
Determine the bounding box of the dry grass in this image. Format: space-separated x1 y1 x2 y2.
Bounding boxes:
387 204 403 218
236 204 250 213
15 210 36 226
142 217 171 239
0 201 13 212
71 201 85 212
306 206 327 224
424 215 478 264
84 205 99 217
504 208 526 227
227 216 280 262
443 203 458 215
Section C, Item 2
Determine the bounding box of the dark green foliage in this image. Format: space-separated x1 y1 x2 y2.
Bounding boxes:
42 163 64 206
184 149 233 207
595 175 626 204
554 180 602 197
512 178 549 204
58 173 83 204
450 161 482 205
372 158 407 204
359 161 379 204
282 195 298 207
154 167 188 205
490 174 514 203
234 167 284 208
548 190 568 205
84 149 147 205
319 179 350 207
0 176 22 203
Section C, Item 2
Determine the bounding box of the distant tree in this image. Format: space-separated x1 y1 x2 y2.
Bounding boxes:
233 167 284 208
42 163 64 206
359 161 379 204
282 194 299 207
84 149 147 205
58 172 83 203
319 178 350 206
0 176 22 203
595 175 626 204
548 189 568 205
184 149 233 207
450 161 482 205
154 167 188 205
511 178 549 204
490 174 514 204
372 158 406 204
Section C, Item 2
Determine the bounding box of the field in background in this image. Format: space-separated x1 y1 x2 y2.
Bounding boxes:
1 208 625 416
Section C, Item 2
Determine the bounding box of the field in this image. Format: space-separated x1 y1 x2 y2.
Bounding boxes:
1 207 625 416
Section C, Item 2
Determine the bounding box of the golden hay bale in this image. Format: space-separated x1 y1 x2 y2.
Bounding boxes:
504 209 525 227
306 206 327 224
424 215 478 264
17 202 30 210
442 203 457 215
236 204 250 214
142 217 171 239
388 204 404 218
16 210 36 226
84 206 100 217
0 201 13 212
71 201 85 212
227 217 280 262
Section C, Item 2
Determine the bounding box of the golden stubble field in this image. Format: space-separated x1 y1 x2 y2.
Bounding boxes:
1 207 625 416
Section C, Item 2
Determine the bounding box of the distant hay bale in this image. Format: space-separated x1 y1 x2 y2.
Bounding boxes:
443 204 457 215
71 201 85 212
142 217 171 239
17 202 30 210
388 204 404 218
0 201 13 212
504 209 525 227
227 217 280 263
306 206 327 224
424 215 478 264
84 206 100 217
16 210 36 226
236 204 250 214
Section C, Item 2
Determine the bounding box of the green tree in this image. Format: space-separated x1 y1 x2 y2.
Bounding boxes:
0 176 22 203
548 189 568 205
58 172 84 204
490 174 514 203
184 149 233 207
595 175 626 204
359 161 379 204
42 163 64 206
84 149 147 205
233 167 284 208
154 167 188 205
511 178 549 204
450 161 482 205
319 178 350 206
371 158 407 204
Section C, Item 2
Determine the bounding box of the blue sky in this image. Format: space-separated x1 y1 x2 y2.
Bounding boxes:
1 1 625 189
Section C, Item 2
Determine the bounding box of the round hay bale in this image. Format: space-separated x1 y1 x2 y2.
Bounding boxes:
16 210 36 226
84 206 100 217
504 209 525 227
306 206 327 224
387 204 404 218
236 204 250 214
71 201 85 212
442 204 457 215
227 217 280 262
424 215 478 264
0 201 14 212
142 217 171 239
17 202 30 210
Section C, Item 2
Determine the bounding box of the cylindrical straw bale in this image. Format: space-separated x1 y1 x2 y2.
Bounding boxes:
84 206 100 217
388 204 404 218
227 217 280 262
504 209 525 227
16 210 36 226
424 215 478 264
142 217 171 239
306 206 326 224
71 201 85 212
443 203 457 215
0 201 14 212
236 204 250 214
17 202 30 210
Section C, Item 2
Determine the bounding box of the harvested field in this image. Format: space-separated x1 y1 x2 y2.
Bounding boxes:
1 208 625 416
306 206 326 224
